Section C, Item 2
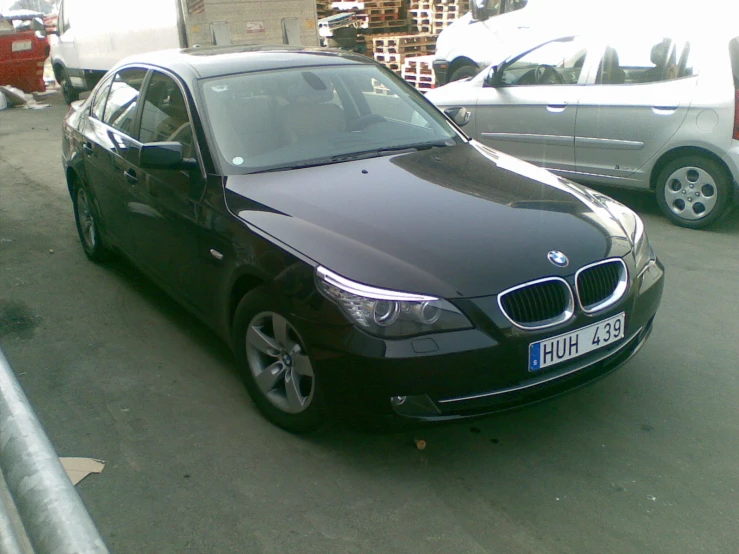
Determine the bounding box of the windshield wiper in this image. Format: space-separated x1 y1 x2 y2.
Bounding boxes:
248 141 455 174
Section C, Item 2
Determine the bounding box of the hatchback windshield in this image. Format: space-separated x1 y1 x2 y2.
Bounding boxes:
200 64 463 174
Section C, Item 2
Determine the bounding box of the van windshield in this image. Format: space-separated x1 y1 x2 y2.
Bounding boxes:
199 64 463 175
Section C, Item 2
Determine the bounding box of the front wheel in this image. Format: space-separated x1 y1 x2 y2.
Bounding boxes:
449 64 479 82
232 287 326 433
655 156 731 229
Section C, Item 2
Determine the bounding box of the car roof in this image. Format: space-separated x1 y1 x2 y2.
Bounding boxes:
115 45 375 80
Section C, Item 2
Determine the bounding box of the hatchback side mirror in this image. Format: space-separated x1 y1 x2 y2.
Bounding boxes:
444 106 471 127
140 142 198 170
484 65 501 87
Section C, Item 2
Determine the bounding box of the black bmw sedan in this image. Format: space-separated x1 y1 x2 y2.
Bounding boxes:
62 46 664 432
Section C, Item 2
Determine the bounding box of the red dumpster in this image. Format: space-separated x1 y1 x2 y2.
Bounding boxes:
0 29 49 93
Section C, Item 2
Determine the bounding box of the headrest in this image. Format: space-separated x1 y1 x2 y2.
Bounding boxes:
650 39 671 65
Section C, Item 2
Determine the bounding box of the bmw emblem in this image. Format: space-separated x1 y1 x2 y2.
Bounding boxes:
547 250 569 267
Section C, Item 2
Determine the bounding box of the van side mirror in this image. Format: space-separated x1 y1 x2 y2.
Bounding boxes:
444 106 471 127
140 142 198 171
470 0 490 21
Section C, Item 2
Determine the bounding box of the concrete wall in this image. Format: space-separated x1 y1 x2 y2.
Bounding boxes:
184 0 319 47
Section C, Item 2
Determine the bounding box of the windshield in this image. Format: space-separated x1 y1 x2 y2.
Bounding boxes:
199 64 463 174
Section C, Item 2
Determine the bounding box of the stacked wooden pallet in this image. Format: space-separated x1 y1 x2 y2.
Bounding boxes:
401 55 435 91
433 0 468 33
409 0 434 34
372 33 436 72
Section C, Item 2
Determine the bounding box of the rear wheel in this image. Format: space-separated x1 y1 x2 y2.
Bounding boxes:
72 182 110 262
655 155 731 229
59 67 80 104
232 287 326 433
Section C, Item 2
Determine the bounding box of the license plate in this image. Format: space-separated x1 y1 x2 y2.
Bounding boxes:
529 313 625 372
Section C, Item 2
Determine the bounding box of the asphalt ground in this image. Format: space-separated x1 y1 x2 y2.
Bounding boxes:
1 90 739 554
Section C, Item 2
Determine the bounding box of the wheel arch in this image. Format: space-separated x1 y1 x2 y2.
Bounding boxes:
448 57 480 77
650 146 733 190
228 273 266 335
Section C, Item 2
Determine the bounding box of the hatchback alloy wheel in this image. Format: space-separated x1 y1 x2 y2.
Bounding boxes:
656 156 730 229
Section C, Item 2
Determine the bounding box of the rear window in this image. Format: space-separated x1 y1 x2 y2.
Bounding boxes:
730 37 739 86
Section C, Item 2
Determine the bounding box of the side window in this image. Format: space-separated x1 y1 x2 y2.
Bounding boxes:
501 37 589 86
58 1 69 33
504 0 528 13
91 76 113 121
138 72 194 157
729 37 739 87
102 68 147 136
597 37 696 85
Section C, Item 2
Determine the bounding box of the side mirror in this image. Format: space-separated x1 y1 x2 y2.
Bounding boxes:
444 106 471 127
140 142 198 171
484 65 500 87
470 0 489 21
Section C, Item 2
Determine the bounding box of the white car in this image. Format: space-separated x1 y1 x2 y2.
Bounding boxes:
427 28 739 228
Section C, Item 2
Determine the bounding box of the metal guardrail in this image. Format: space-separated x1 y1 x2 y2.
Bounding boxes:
0 347 109 554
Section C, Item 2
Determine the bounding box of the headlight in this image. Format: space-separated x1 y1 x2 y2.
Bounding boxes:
316 267 472 338
593 194 654 272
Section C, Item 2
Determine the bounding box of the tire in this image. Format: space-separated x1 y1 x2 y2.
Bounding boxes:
60 67 80 105
72 181 111 262
232 287 326 433
449 64 479 82
655 155 731 229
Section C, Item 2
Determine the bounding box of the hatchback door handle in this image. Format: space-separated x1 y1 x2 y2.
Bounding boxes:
547 104 567 113
123 169 138 185
652 106 678 115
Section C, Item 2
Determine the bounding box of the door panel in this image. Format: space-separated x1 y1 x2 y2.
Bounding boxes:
476 85 578 171
473 36 592 173
574 36 698 184
574 78 696 181
128 71 205 309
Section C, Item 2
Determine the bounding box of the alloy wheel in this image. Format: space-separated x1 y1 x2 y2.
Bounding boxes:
245 312 314 414
76 188 96 250
663 166 718 221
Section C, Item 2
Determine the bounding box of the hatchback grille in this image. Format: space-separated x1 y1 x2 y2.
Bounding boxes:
498 278 573 329
576 259 628 312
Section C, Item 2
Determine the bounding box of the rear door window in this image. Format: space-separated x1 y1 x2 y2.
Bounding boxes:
102 68 148 137
597 36 695 85
90 75 114 121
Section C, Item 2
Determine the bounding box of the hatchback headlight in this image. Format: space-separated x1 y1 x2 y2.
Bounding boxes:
316 267 472 338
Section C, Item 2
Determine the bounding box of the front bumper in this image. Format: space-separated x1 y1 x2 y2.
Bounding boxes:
303 257 665 422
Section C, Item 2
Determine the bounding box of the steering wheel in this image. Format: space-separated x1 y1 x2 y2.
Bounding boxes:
348 114 387 132
535 64 565 85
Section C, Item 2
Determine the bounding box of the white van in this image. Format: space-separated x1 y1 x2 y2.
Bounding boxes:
51 0 320 104
433 0 586 84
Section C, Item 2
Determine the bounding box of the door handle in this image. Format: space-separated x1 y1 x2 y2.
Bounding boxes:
652 106 678 115
83 143 93 155
547 104 568 113
123 169 138 185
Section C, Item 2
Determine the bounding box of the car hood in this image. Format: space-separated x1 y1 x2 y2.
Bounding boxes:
225 142 631 299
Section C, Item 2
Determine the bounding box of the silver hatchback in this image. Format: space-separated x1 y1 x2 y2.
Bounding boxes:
426 29 739 228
